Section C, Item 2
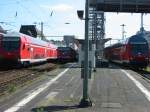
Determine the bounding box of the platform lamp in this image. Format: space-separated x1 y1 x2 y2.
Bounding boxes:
77 0 92 107
77 10 84 20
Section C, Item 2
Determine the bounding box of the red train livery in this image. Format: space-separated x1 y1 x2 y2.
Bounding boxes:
104 34 149 69
0 32 57 66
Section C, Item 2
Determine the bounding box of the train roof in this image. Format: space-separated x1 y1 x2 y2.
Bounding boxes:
48 43 57 49
58 46 70 49
4 32 20 37
0 26 6 34
125 33 147 43
105 43 122 49
4 32 52 47
105 33 148 49
0 32 5 35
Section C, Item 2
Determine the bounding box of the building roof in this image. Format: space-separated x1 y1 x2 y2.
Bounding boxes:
89 0 150 13
76 38 111 45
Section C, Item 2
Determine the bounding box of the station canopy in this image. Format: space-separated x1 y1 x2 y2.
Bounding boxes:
89 0 150 13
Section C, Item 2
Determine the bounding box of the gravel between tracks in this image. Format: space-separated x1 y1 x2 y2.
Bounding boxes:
0 63 58 96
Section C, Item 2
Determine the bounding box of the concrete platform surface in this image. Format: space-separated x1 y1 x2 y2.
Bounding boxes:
1 63 150 112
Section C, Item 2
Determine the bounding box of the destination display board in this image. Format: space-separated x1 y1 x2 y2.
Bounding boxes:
89 0 150 13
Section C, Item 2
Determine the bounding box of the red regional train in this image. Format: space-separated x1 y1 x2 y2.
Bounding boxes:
0 32 57 66
104 33 149 69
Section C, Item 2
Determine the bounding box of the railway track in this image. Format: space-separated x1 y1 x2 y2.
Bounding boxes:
110 62 150 82
133 69 150 83
0 63 57 96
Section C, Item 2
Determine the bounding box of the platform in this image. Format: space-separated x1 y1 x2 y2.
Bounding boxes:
1 63 150 112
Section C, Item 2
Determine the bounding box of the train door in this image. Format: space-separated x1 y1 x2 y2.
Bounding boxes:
45 49 47 58
30 47 34 59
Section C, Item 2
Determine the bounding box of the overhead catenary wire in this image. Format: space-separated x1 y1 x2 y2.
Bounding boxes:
0 1 18 6
27 0 51 19
16 1 42 21
0 1 58 37
0 1 42 23
17 0 56 33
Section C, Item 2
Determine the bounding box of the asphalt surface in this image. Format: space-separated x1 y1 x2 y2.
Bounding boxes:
1 63 150 112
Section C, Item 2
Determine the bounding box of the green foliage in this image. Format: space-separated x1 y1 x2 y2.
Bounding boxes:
8 84 16 93
35 108 44 112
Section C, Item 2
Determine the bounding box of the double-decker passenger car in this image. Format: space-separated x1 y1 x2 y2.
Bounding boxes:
104 33 149 69
0 32 57 66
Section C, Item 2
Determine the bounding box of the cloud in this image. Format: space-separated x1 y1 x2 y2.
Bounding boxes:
41 4 74 12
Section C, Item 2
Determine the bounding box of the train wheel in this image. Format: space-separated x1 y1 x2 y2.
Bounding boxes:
22 61 30 67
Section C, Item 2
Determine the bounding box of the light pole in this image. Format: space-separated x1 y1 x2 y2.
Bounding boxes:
140 13 144 34
33 22 44 40
41 22 44 40
78 0 92 107
120 24 126 40
65 22 70 25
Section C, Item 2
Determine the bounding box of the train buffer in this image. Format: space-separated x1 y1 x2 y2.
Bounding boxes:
1 63 150 112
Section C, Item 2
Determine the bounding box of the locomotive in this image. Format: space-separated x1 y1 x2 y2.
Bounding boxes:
57 47 77 62
104 33 149 69
0 32 57 66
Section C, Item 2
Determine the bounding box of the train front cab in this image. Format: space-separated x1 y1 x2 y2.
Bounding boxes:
57 47 76 63
0 34 21 65
128 35 149 69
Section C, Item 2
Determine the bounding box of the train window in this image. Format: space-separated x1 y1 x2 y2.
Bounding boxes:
2 40 20 51
58 47 70 51
130 44 148 55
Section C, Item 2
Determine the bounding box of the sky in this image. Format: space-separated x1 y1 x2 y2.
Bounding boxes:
105 13 150 45
0 0 85 40
1 0 150 42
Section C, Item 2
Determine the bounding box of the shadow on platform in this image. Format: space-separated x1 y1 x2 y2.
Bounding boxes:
31 104 80 112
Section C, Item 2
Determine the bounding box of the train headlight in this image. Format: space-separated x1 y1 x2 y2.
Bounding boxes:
146 57 149 60
130 57 133 60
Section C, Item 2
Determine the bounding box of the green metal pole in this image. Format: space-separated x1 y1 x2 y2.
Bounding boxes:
83 0 89 100
79 0 91 107
79 0 92 107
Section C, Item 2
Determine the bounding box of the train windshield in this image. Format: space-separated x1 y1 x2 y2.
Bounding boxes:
58 47 71 51
2 37 20 51
130 43 148 55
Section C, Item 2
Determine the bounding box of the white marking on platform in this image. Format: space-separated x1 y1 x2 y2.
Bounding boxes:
4 68 70 112
70 94 74 98
121 70 150 102
65 76 75 86
70 78 81 99
101 102 122 108
46 92 58 99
